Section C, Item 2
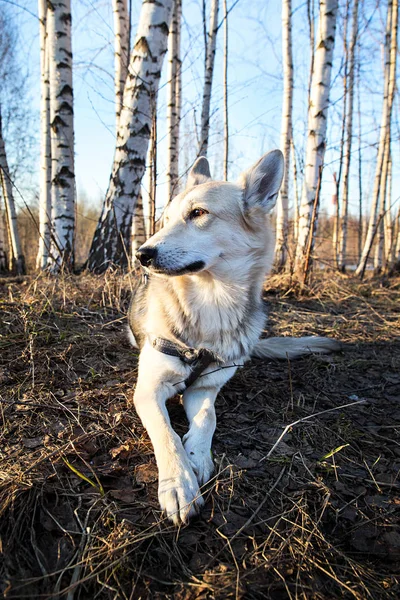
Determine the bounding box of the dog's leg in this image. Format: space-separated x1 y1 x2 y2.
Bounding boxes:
134 353 204 525
182 386 219 486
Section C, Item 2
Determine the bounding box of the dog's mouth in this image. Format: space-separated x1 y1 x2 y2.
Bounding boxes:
152 260 206 276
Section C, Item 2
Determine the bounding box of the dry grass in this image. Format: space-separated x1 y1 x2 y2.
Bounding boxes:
0 272 399 599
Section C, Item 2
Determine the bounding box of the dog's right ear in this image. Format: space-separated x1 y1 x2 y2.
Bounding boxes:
239 150 284 213
187 157 212 188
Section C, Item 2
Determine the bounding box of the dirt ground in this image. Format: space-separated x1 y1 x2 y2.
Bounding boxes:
0 273 399 599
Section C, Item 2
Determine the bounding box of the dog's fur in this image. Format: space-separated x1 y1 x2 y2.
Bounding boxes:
128 151 340 525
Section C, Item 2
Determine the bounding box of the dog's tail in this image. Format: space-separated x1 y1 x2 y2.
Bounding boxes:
252 336 341 360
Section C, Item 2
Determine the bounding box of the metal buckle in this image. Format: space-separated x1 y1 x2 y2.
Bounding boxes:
182 349 198 363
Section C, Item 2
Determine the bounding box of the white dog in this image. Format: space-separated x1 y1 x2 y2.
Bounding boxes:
128 151 339 525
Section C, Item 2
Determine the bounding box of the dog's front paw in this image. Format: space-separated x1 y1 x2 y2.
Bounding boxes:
182 433 215 486
158 460 204 525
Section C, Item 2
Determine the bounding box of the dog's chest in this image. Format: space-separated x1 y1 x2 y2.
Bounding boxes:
171 286 265 361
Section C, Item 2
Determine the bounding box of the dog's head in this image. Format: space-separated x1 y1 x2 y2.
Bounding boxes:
136 150 284 280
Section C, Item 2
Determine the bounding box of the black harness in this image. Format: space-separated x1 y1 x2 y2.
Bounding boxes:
152 337 217 390
139 271 219 389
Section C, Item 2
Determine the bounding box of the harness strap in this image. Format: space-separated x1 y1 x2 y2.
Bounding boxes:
152 337 217 389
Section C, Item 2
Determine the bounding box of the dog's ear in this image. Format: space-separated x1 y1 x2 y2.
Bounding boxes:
187 157 212 188
239 150 284 212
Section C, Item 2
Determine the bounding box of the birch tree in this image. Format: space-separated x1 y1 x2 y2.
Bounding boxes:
332 0 350 269
374 133 391 272
291 140 300 247
273 0 293 272
131 192 147 257
338 0 360 271
384 154 393 264
36 0 52 270
0 109 25 275
88 0 173 272
307 0 316 101
356 0 398 277
113 0 130 130
295 0 339 273
199 0 219 157
166 0 182 202
46 0 76 272
223 0 228 180
148 104 157 237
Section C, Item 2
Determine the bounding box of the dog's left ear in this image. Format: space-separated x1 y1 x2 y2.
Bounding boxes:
239 150 284 212
187 157 212 188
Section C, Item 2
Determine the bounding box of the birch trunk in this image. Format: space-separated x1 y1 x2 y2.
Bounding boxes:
223 0 228 181
291 139 299 246
273 0 293 273
0 110 25 275
356 0 397 277
113 0 129 130
374 134 390 272
332 0 350 269
199 0 219 157
131 192 147 257
36 0 52 270
148 103 157 237
0 199 7 272
166 0 182 202
307 0 315 102
338 0 360 271
295 0 339 273
88 0 173 272
46 0 75 272
384 154 393 266
357 53 363 261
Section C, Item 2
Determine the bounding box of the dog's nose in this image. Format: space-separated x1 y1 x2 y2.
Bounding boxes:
136 246 157 267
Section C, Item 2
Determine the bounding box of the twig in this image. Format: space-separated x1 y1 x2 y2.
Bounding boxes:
260 399 366 463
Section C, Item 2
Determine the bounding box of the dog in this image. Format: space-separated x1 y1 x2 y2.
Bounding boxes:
128 150 339 525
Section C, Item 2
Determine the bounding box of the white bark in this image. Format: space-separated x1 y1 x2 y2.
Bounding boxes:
88 0 174 272
199 0 219 157
131 191 147 257
223 0 228 181
0 109 25 275
36 0 52 270
374 134 390 271
113 0 130 130
166 0 182 202
307 0 315 103
291 139 299 246
356 0 397 277
384 153 393 264
47 0 75 271
295 0 339 271
149 105 157 237
333 0 350 269
273 0 293 272
338 0 360 271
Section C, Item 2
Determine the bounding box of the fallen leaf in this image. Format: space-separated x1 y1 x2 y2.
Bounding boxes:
22 437 44 449
135 463 158 483
109 488 138 503
110 439 136 459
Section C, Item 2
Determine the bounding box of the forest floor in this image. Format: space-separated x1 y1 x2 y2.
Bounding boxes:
0 272 399 599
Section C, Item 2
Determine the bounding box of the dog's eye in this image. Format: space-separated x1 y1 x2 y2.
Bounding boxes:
189 208 209 220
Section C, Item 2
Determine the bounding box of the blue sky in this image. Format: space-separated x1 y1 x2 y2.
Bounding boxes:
4 0 391 220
